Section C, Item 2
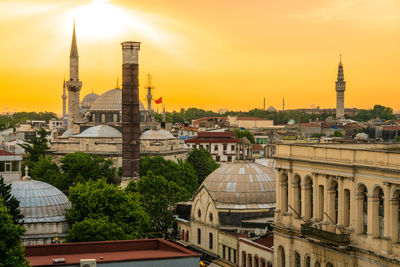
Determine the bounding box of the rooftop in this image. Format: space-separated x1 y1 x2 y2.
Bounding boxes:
25 239 200 266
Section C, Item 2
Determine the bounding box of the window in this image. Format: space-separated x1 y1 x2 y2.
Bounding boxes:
242 252 246 267
209 213 213 222
222 245 226 259
294 252 300 267
214 145 218 151
228 247 231 261
223 144 227 151
378 188 384 238
0 162 4 172
198 209 201 218
305 256 311 267
12 161 19 171
294 175 301 216
278 246 285 267
186 230 189 242
197 228 201 244
361 186 368 234
248 254 252 267
216 156 220 162
231 145 235 151
228 156 232 162
5 162 11 172
233 249 236 264
209 233 213 249
254 256 259 267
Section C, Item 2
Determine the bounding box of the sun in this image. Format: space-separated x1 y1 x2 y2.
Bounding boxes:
68 0 130 40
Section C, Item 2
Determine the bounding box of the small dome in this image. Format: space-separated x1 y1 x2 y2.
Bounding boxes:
11 180 71 223
201 162 276 210
267 106 276 112
74 125 122 138
89 89 145 111
81 93 99 103
60 129 74 138
141 129 175 140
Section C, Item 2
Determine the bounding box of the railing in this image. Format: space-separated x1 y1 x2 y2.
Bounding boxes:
301 224 350 246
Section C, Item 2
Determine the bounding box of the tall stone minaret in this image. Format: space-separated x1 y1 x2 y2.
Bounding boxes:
146 74 153 111
66 21 82 131
62 78 67 127
335 55 346 120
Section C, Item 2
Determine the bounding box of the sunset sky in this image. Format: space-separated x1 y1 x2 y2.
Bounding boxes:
0 0 399 115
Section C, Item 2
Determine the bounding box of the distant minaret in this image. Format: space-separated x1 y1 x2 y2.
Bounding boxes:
335 55 346 120
263 97 266 110
282 97 285 111
66 21 82 131
62 78 67 121
162 104 166 123
146 74 153 111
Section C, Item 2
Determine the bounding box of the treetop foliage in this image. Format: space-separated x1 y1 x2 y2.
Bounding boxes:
0 177 24 225
232 128 255 144
187 148 219 185
0 111 58 131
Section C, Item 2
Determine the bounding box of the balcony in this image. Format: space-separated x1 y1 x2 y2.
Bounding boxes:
301 223 350 246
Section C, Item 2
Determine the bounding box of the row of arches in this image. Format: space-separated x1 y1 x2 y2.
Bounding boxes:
277 246 333 267
279 171 400 242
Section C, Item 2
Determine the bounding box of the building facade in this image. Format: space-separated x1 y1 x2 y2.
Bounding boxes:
273 143 400 267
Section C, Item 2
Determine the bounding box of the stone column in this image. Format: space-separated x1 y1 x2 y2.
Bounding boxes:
383 183 392 253
390 197 399 243
302 182 310 220
368 194 378 237
337 177 344 233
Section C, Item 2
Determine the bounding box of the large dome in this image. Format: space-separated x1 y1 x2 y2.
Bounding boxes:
201 162 276 210
89 89 145 111
81 93 99 103
11 179 71 223
141 129 175 140
73 125 122 138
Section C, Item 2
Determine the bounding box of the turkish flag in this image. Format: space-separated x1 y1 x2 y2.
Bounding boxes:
155 97 162 104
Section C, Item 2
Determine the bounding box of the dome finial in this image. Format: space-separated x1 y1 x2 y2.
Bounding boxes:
22 166 31 181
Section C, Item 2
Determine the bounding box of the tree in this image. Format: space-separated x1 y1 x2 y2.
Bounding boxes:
0 177 23 225
232 129 255 144
30 156 61 188
66 179 150 240
132 172 188 237
18 128 49 167
332 130 343 137
140 156 198 196
187 148 219 185
0 199 29 267
65 217 127 242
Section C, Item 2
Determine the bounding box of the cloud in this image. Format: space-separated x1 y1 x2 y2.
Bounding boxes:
285 0 400 26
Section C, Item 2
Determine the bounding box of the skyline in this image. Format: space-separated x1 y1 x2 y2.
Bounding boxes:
0 0 400 115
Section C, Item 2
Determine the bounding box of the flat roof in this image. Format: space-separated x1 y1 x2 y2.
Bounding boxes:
25 238 200 266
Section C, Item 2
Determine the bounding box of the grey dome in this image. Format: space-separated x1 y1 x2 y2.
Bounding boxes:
267 106 276 112
89 89 145 111
201 162 276 210
10 180 70 223
74 125 121 138
141 129 175 140
81 93 99 103
60 129 74 138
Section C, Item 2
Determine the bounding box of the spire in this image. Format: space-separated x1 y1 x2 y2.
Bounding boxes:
70 20 78 57
339 53 342 67
116 78 120 89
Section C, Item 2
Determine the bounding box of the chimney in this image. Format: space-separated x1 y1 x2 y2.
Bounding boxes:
121 41 141 187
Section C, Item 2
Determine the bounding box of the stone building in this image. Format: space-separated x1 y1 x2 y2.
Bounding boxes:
10 168 70 245
176 161 276 266
273 143 400 267
0 149 22 183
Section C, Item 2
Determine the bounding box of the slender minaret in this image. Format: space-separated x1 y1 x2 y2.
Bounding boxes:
282 97 285 111
66 21 82 131
263 97 266 110
62 78 67 121
121 41 141 186
335 55 346 120
146 74 153 111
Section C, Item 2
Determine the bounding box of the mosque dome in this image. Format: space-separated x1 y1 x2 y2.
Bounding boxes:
60 129 74 138
81 93 99 104
266 106 276 112
89 89 145 111
201 162 276 210
73 125 122 138
141 129 175 140
10 179 70 224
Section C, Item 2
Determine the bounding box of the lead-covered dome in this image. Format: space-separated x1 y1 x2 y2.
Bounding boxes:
141 129 175 140
10 179 71 223
89 89 145 111
201 162 276 209
73 125 122 138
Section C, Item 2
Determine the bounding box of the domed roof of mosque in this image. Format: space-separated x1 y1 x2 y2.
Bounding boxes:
201 161 276 210
140 129 175 140
60 129 74 138
73 125 122 138
267 106 276 112
81 93 99 103
11 172 70 223
89 88 145 111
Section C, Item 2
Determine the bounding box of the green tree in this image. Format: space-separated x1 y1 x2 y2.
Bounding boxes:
133 172 188 237
65 217 127 242
0 199 29 267
30 156 61 187
0 177 23 225
332 130 344 137
66 179 150 240
140 156 198 196
18 128 49 167
187 148 219 185
232 129 255 144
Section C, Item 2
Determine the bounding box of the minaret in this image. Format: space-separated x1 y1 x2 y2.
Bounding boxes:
62 78 67 120
335 55 346 120
263 97 266 110
66 21 82 131
146 74 153 111
282 97 285 111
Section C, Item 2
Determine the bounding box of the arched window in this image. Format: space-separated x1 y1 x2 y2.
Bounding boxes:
343 189 350 227
242 251 246 267
294 252 301 267
304 176 313 220
254 256 259 267
326 263 333 267
209 232 213 249
278 246 285 267
293 175 302 217
314 262 320 267
318 185 324 220
197 228 201 244
356 184 369 234
374 187 384 238
305 256 311 267
186 230 189 242
281 173 288 213
101 114 105 123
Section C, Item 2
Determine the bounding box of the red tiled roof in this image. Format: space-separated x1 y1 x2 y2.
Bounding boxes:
197 132 235 138
192 117 227 123
0 149 19 156
25 239 200 266
236 117 266 121
252 144 264 151
383 126 400 131
185 138 240 144
253 235 273 248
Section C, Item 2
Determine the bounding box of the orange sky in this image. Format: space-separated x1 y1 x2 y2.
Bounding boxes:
0 0 399 115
